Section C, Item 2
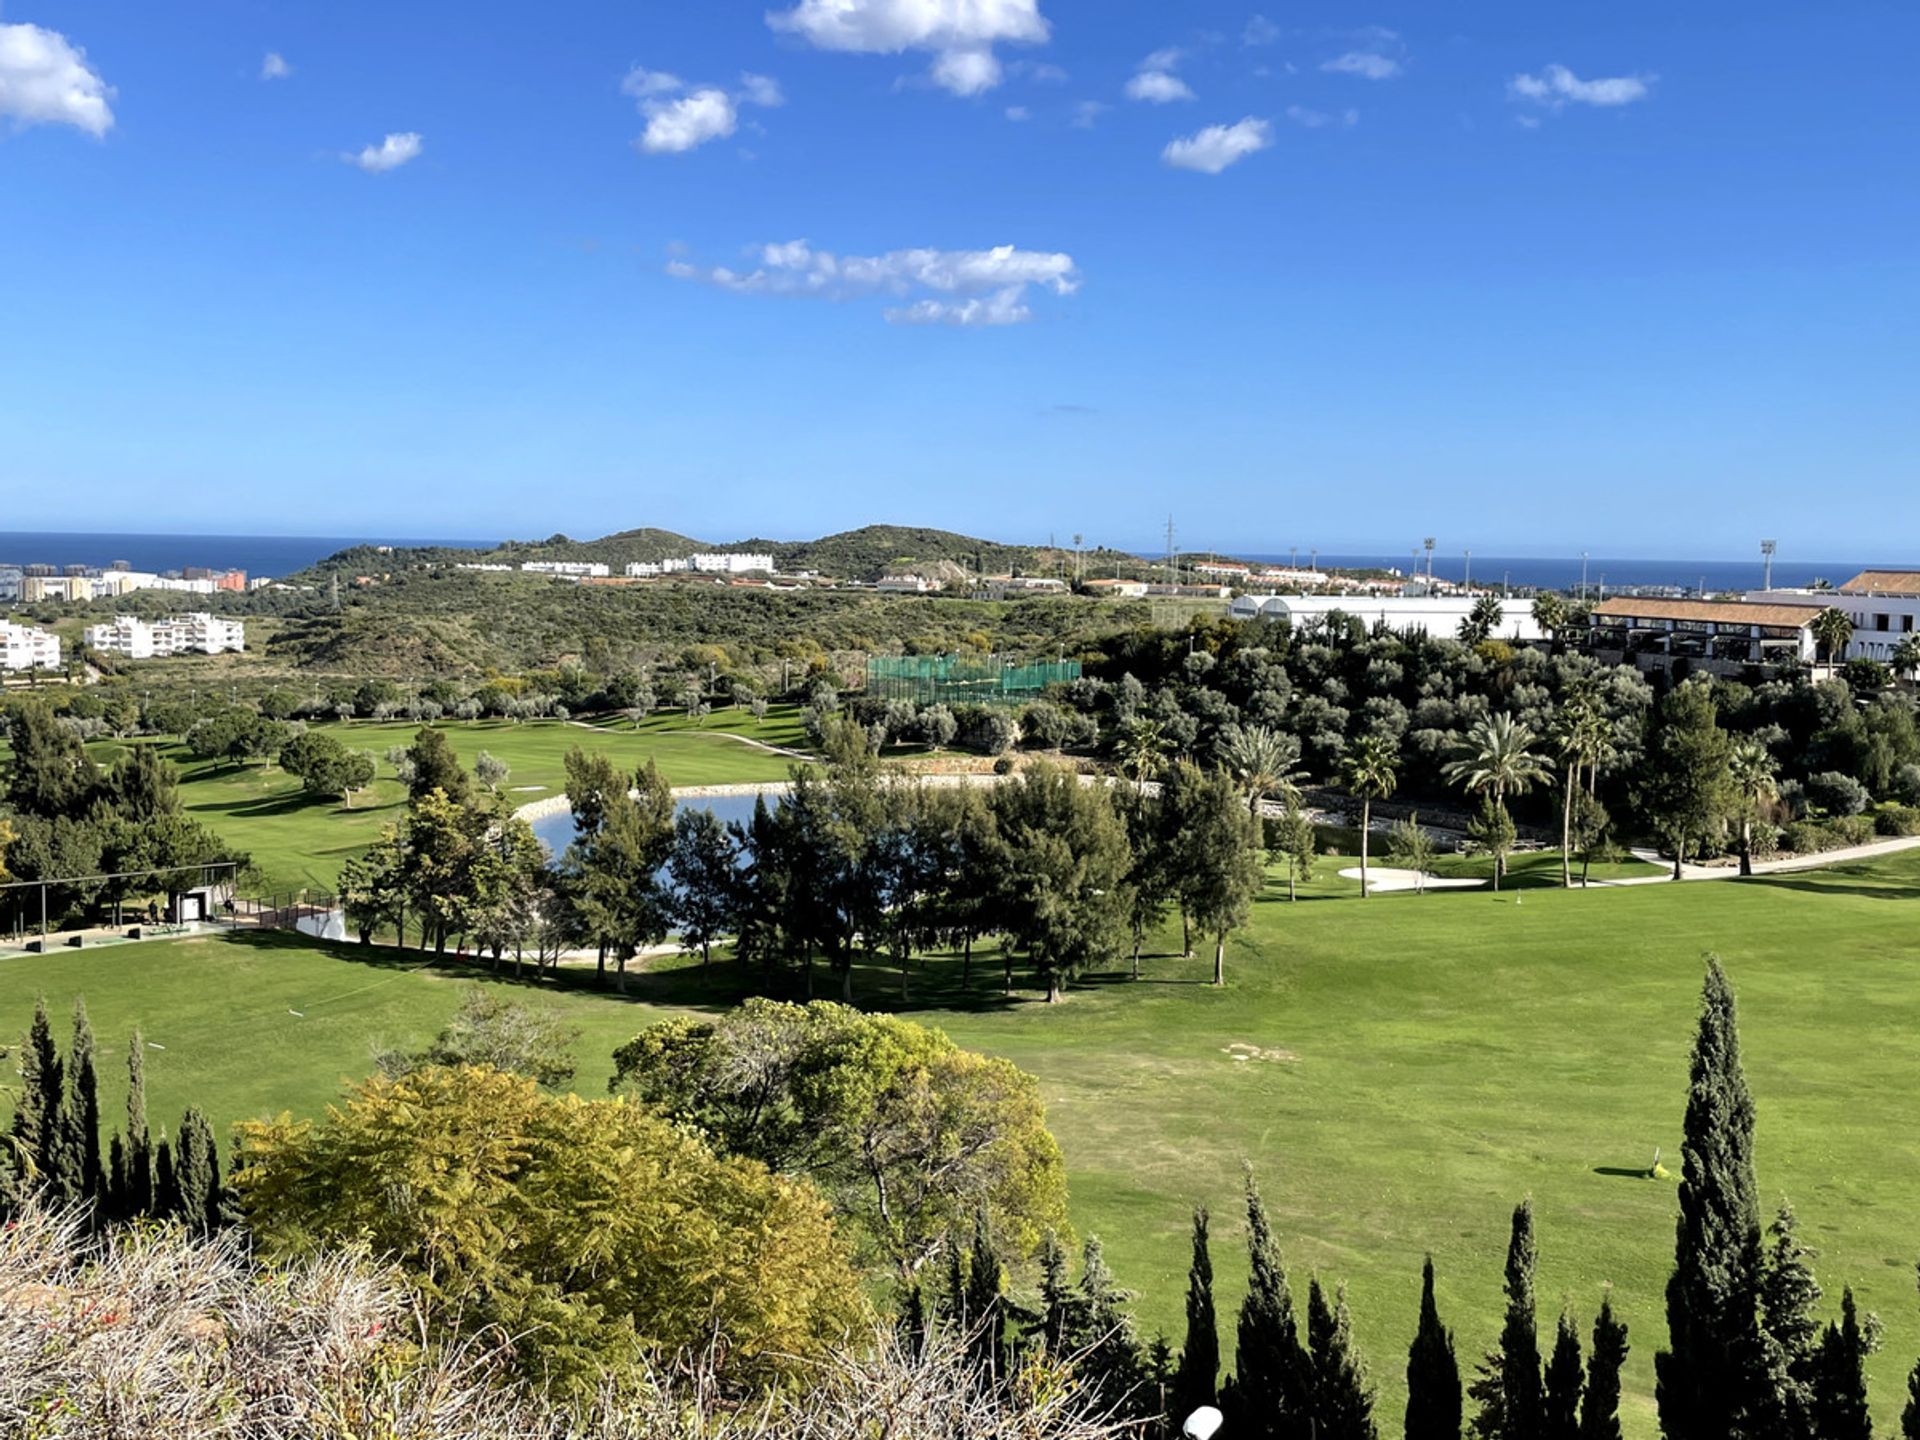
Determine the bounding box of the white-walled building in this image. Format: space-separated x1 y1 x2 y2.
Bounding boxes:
689 552 774 575
1 620 61 672
521 560 610 578
84 613 245 658
1746 571 1920 663
1232 592 1547 642
876 575 939 593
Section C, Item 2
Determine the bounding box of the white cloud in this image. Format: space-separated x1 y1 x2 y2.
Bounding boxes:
624 66 783 154
1125 69 1193 103
638 88 737 153
667 239 1078 326
1026 61 1069 83
767 0 1049 97
1243 15 1281 47
1509 63 1652 110
260 51 292 81
929 47 1000 95
0 22 115 137
1286 104 1356 129
348 132 422 172
1322 50 1400 79
621 65 684 98
1141 46 1186 72
1161 116 1272 173
1005 104 1030 121
1070 99 1107 128
739 71 785 107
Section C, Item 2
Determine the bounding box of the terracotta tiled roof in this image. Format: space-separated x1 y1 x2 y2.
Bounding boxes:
1839 570 1920 596
1593 598 1817 628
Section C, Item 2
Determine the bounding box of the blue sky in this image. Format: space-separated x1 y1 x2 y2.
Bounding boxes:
3 1 1916 557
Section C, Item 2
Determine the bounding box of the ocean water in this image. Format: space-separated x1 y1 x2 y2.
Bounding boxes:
0 531 493 578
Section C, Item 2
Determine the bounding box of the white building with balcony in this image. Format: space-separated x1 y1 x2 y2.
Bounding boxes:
1232 592 1547 642
1745 570 1920 664
521 560 610 578
85 613 245 658
1 620 61 672
689 552 774 574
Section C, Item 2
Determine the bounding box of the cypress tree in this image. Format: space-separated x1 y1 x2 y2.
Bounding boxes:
1759 1201 1824 1431
11 998 64 1190
63 999 104 1209
1405 1255 1462 1440
1810 1288 1874 1440
963 1207 1006 1382
1172 1207 1220 1419
106 1133 128 1224
154 1134 178 1219
1578 1292 1629 1440
1490 1199 1545 1439
941 1235 969 1330
1307 1276 1377 1440
124 1027 152 1218
1232 1169 1312 1438
174 1106 220 1233
1656 958 1772 1440
899 1281 928 1355
1543 1312 1584 1440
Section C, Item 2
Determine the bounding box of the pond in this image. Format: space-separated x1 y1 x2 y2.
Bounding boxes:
528 792 770 859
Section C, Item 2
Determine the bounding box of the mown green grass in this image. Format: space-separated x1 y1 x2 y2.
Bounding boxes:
2 853 1916 1433
82 713 804 892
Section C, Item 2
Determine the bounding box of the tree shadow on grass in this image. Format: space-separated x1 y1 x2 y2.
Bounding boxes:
1746 874 1919 902
1592 1166 1660 1180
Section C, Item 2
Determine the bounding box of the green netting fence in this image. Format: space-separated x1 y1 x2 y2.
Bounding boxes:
865 654 1082 707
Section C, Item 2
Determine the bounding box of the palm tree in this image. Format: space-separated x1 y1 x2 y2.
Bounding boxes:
1893 633 1920 684
1341 734 1399 899
1220 724 1306 819
1442 712 1550 886
1457 594 1505 645
1727 738 1779 878
1116 718 1170 791
1549 694 1611 887
1811 606 1854 666
1531 593 1569 651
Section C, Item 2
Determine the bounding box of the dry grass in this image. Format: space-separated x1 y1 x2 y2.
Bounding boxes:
0 1203 1144 1439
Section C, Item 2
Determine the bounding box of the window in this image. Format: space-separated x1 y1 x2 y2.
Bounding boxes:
1905 614 1914 633
1876 612 1891 631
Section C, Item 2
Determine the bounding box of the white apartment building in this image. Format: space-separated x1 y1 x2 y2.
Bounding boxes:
520 560 610 578
0 568 21 602
1232 592 1547 642
689 552 774 574
1746 571 1920 664
1 620 62 672
876 575 939 593
84 613 245 658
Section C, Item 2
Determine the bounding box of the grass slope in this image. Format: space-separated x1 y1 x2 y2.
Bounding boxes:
2 854 1916 1433
84 713 803 892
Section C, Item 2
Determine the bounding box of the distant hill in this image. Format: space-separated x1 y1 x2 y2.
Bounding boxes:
308 522 1146 583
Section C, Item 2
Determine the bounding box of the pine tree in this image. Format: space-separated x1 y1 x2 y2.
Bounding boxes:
1489 1199 1545 1439
1543 1311 1584 1440
1076 1236 1148 1416
1231 1170 1311 1438
1759 1201 1824 1431
1656 958 1773 1440
62 999 103 1210
1406 1255 1462 1440
1307 1277 1377 1440
1579 1292 1629 1440
123 1027 153 1218
963 1207 1006 1382
1038 1229 1076 1355
1810 1288 1874 1440
11 998 64 1191
1173 1207 1220 1419
174 1106 220 1233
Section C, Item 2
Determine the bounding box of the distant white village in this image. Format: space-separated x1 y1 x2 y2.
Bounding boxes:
0 560 257 675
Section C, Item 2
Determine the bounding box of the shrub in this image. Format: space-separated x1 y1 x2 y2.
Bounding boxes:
992 755 1016 776
1874 804 1920 837
234 1066 863 1391
1894 762 1920 806
1804 770 1870 818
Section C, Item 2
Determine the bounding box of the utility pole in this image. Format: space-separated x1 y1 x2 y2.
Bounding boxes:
1579 552 1589 602
1761 539 1776 591
1464 550 1472 589
1165 515 1178 586
1423 537 1435 583
1073 533 1084 584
